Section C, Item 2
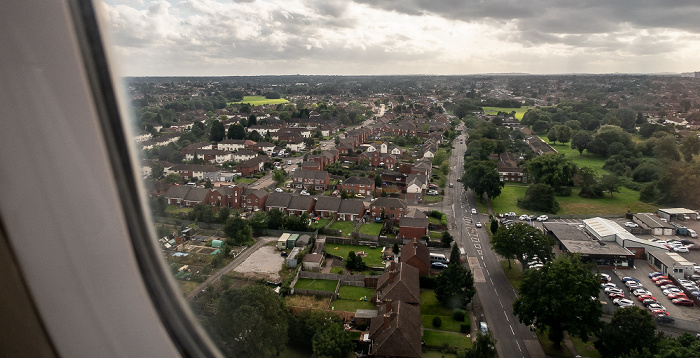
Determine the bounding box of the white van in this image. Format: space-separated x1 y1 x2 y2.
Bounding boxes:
430 253 448 263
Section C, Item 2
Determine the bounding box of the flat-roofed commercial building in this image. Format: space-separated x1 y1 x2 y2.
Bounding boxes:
542 222 635 268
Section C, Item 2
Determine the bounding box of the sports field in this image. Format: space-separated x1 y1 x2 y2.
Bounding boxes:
481 106 533 120
228 95 289 105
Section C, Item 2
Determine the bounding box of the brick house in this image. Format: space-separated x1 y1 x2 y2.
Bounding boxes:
400 238 430 276
338 199 365 221
265 192 292 212
241 188 268 211
314 196 341 217
339 176 375 197
292 169 330 191
398 215 429 241
376 262 420 305
236 156 267 177
369 197 407 220
287 195 315 215
368 300 422 358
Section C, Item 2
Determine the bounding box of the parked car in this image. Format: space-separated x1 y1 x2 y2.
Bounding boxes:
449 183 454 188
519 214 530 220
275 188 283 193
674 246 689 253
667 293 688 300
536 215 548 222
637 294 656 302
647 303 667 311
653 315 675 324
601 282 617 289
633 289 651 297
649 271 664 278
613 298 634 306
672 298 695 306
599 273 611 282
431 262 448 269
650 309 669 316
622 276 640 283
656 279 674 286
652 275 669 282
608 292 625 300
642 298 658 306
605 287 624 295
624 221 639 228
663 288 683 296
300 190 310 196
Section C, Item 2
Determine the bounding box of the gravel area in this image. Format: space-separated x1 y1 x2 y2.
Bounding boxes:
233 245 284 280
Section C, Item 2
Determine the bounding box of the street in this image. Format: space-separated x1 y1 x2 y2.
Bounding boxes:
448 125 544 358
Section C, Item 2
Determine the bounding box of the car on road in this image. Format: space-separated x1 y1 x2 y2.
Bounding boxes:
536 215 549 222
613 298 634 306
624 222 639 228
275 188 283 193
475 221 482 228
672 297 694 306
449 183 454 188
479 322 488 335
288 160 292 165
471 208 477 214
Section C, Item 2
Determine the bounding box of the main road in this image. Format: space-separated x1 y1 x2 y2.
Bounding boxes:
448 124 544 358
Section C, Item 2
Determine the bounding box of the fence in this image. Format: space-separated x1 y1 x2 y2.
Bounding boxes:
262 229 318 238
299 270 379 284
292 289 337 298
354 232 379 241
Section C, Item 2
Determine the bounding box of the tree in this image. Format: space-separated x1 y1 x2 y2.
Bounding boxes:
680 135 700 162
312 322 354 358
547 127 558 144
595 306 659 358
248 114 257 127
489 219 498 234
272 169 287 185
374 174 383 188
358 158 370 170
223 216 253 244
288 310 341 352
680 98 692 113
204 178 213 189
206 285 288 358
249 211 268 236
441 231 454 248
209 119 225 142
267 209 284 230
653 136 680 162
217 207 230 223
555 125 571 144
571 131 592 156
345 251 366 271
392 242 399 255
435 245 476 309
163 172 183 184
517 183 560 213
490 223 554 269
462 160 504 201
149 195 167 217
599 174 621 197
467 331 497 358
513 255 602 349
150 162 164 179
526 153 577 190
227 123 245 139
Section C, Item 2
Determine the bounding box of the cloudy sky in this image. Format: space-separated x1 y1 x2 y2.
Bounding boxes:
100 0 700 76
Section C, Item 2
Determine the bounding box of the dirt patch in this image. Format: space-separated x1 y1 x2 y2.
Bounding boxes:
233 245 284 280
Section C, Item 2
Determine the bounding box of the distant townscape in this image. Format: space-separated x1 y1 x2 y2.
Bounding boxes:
133 75 700 358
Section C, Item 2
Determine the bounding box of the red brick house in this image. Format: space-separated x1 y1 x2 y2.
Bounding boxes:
376 262 420 305
241 188 268 211
339 176 375 197
314 196 341 217
398 216 429 240
337 199 365 221
287 195 315 215
400 239 430 276
369 197 407 221
236 156 267 177
368 300 422 358
292 169 330 191
265 192 292 212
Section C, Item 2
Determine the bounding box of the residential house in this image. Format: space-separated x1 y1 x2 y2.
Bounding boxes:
169 164 221 181
358 150 398 169
287 195 315 215
285 138 307 152
369 197 407 221
405 174 428 203
252 141 275 155
301 160 322 171
314 196 341 218
236 156 267 177
292 169 330 191
302 253 324 271
400 238 430 276
337 199 365 221
339 176 375 197
241 188 268 211
231 149 259 162
265 192 293 212
497 152 528 183
375 262 420 305
183 187 209 207
398 210 429 240
217 139 247 152
368 300 422 358
164 185 192 206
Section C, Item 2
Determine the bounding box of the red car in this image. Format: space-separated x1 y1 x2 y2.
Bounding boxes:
637 294 656 302
672 298 694 306
655 279 673 286
650 309 669 316
651 275 669 282
608 292 625 300
667 293 688 300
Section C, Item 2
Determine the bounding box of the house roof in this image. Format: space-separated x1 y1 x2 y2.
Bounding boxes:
376 262 420 304
338 199 365 215
369 301 422 358
399 217 429 229
265 192 293 209
293 169 329 181
344 176 374 186
244 188 268 200
400 239 430 268
236 155 267 168
288 195 314 211
315 196 341 212
371 197 407 210
164 185 191 199
303 253 323 263
183 187 209 202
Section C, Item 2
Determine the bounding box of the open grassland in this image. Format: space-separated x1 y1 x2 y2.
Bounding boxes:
481 106 533 120
285 294 329 310
538 135 608 175
325 244 384 267
293 278 337 292
490 183 656 216
423 195 444 203
228 95 289 105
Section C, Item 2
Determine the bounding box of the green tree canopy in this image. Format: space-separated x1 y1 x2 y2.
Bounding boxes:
206 285 288 357
571 131 593 156
462 159 504 201
513 255 602 349
312 322 354 358
435 245 476 309
223 216 253 244
526 153 578 189
288 310 341 352
490 222 554 269
517 183 560 213
595 306 659 358
209 119 226 142
227 123 246 140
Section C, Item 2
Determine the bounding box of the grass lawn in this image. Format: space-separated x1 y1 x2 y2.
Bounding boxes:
428 216 442 225
310 218 331 230
328 220 356 237
421 315 466 333
500 259 524 293
420 290 452 316
293 278 337 292
176 280 200 295
571 336 601 358
422 351 457 358
338 285 376 300
475 200 489 214
539 136 608 175
331 298 377 312
358 223 383 236
535 328 572 358
330 267 344 274
424 195 444 204
227 95 289 106
325 244 384 267
166 205 192 215
234 176 257 184
429 231 443 240
481 106 533 120
489 185 531 215
423 330 471 349
285 295 329 310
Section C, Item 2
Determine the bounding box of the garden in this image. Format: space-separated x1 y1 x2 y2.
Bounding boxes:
358 222 382 236
420 290 471 350
325 244 384 268
328 220 356 237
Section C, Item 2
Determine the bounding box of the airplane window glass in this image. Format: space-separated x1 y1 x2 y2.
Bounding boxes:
96 0 700 357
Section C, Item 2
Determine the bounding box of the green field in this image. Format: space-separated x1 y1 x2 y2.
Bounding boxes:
489 184 657 216
166 205 192 215
420 290 452 316
358 223 383 236
338 285 376 300
423 195 444 204
328 220 356 237
293 278 337 292
325 244 384 267
423 330 471 349
331 298 377 312
571 336 601 358
481 106 534 120
310 218 331 230
227 95 289 106
421 315 467 333
234 176 258 184
538 135 608 175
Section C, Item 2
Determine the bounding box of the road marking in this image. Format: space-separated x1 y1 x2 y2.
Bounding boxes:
490 277 494 285
504 312 510 322
509 324 515 335
477 250 482 255
498 299 503 308
474 244 481 249
516 341 522 352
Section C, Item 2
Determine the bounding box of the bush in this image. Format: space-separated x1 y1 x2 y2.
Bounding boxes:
432 316 442 328
460 324 470 333
452 309 466 322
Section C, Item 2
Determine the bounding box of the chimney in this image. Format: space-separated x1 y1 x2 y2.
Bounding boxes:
388 270 395 283
390 261 396 272
384 299 392 313
383 313 392 330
